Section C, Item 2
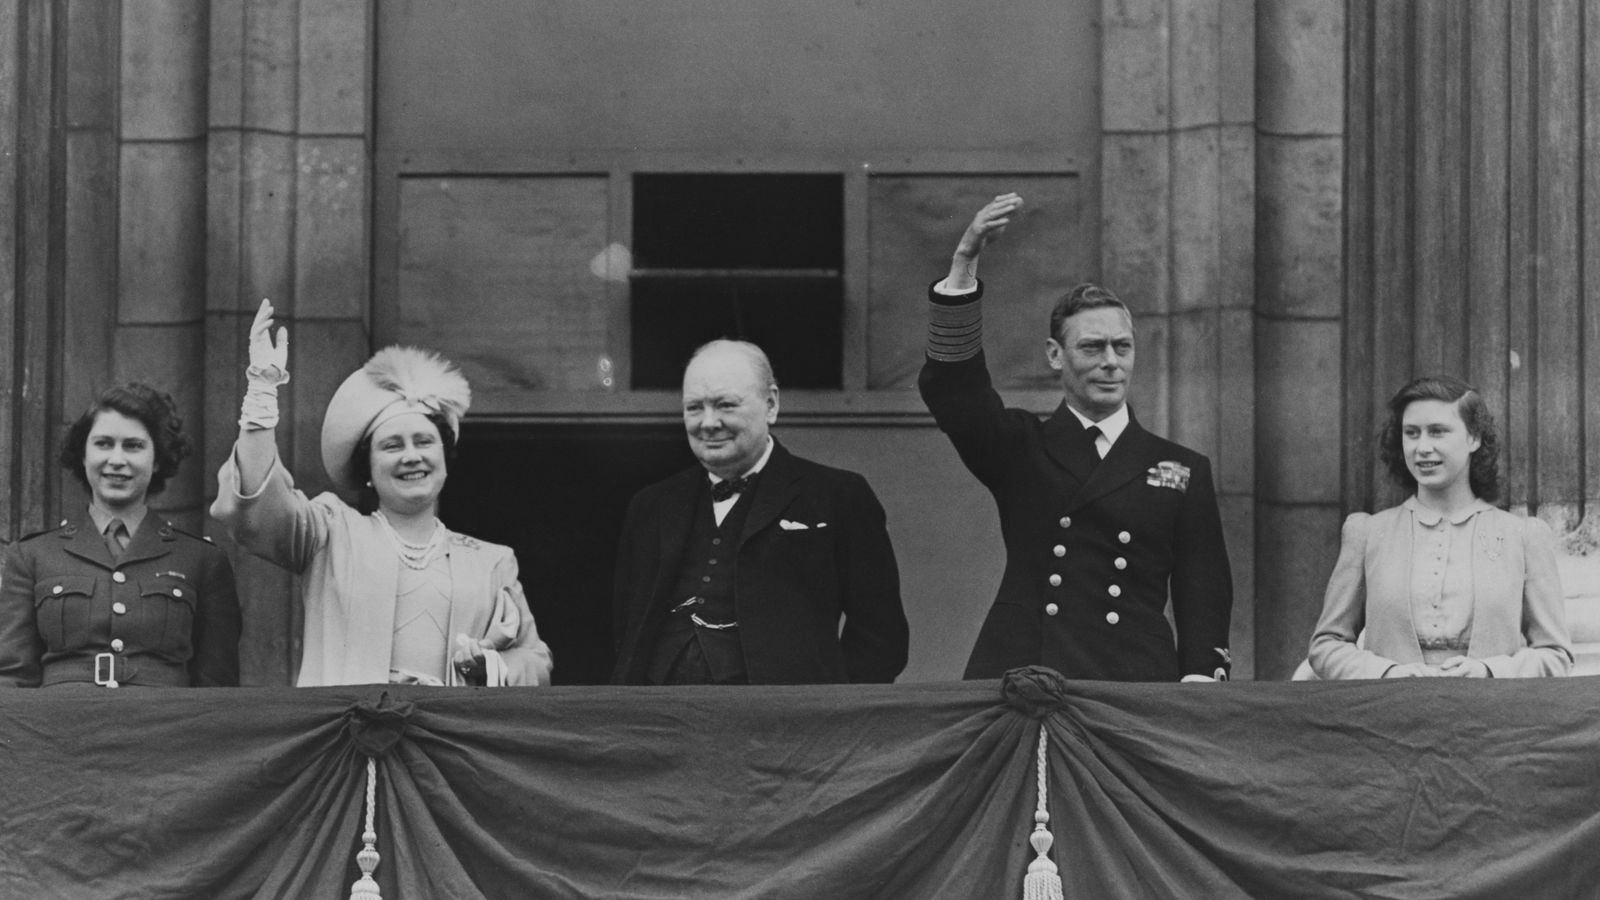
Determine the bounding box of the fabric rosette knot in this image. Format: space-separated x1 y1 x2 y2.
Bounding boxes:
343 692 416 758
1000 666 1071 718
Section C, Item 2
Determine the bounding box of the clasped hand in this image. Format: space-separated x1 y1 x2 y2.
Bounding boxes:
1385 656 1490 678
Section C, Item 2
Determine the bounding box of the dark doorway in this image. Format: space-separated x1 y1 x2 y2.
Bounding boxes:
441 423 696 685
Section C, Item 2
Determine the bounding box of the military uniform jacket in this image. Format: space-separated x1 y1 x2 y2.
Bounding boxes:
920 339 1233 682
0 508 242 687
610 440 909 685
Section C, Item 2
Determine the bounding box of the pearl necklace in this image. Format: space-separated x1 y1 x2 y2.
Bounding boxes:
374 511 446 570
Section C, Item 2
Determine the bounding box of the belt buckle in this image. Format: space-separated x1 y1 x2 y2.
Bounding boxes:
93 652 119 689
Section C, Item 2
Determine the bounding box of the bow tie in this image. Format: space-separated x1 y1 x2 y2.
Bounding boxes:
710 475 753 503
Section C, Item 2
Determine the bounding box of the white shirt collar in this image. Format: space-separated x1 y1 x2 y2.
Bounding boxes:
708 435 775 485
1064 403 1130 450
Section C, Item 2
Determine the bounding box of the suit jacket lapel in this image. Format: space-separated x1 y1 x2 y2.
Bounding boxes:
1041 403 1095 485
740 440 801 546
62 509 115 570
117 516 174 568
1065 412 1154 512
649 469 702 608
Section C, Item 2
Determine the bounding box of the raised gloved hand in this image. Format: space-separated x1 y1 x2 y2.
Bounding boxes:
239 298 290 430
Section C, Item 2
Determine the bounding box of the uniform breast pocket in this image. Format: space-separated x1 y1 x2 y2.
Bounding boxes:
139 577 198 654
32 574 98 651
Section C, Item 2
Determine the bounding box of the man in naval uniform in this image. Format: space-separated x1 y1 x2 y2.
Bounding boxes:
610 339 908 685
919 193 1233 682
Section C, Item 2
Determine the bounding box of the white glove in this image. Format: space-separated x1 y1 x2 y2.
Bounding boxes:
239 298 290 430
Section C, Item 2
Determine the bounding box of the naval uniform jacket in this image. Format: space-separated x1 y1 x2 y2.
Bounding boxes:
0 508 241 687
610 440 908 685
920 281 1233 682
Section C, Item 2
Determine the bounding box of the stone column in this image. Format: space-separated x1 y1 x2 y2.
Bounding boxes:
1101 0 1258 677
208 0 372 684
1253 0 1344 679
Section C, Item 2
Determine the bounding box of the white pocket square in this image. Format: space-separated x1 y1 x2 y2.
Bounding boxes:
780 519 820 530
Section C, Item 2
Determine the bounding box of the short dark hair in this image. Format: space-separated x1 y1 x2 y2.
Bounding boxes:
60 383 192 496
1378 375 1501 502
1049 283 1132 342
349 411 458 511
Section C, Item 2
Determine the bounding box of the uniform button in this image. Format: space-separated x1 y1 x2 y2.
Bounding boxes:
1118 531 1131 544
709 559 719 566
1048 574 1062 587
1059 517 1072 528
1108 585 1122 598
1052 545 1066 558
712 538 722 545
172 588 183 598
1114 557 1127 570
1045 603 1059 616
112 571 127 583
112 602 127 615
701 576 711 583
52 585 63 595
1106 611 1120 625
111 639 124 652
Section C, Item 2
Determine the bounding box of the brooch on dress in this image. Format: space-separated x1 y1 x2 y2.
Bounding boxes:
1476 528 1505 561
1147 461 1191 492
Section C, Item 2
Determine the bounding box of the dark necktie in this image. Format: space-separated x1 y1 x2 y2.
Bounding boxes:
104 518 128 562
710 475 752 503
1069 424 1102 476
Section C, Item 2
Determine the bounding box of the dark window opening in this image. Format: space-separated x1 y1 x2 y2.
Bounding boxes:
631 174 844 389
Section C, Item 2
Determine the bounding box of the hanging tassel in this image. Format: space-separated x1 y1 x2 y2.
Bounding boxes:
349 757 383 900
1022 725 1064 900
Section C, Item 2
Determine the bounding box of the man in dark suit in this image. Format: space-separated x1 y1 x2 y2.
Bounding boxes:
920 193 1233 682
610 339 908 685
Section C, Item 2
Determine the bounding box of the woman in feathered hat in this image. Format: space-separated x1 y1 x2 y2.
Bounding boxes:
211 300 552 687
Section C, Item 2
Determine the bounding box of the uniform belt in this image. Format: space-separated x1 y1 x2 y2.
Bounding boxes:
40 653 188 688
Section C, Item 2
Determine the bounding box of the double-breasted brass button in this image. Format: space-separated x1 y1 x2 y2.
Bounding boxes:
1052 545 1066 558
112 571 127 584
112 602 127 615
1108 585 1122 598
1106 611 1120 625
1048 574 1062 587
1045 603 1060 616
1117 531 1131 544
1059 517 1072 528
1114 557 1127 570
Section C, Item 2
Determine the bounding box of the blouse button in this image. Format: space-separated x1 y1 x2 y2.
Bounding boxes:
1048 574 1062 587
111 639 124 652
1118 531 1131 544
1106 611 1120 625
1045 603 1059 616
1114 557 1127 570
112 571 127 584
112 602 127 615
1052 545 1066 558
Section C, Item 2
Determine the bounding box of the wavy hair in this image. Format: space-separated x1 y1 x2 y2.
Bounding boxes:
1377 375 1501 502
60 383 192 496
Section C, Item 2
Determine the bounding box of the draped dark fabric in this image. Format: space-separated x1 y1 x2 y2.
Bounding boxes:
1 673 1598 899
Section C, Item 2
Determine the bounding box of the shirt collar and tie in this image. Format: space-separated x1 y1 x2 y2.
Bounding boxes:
1064 403 1129 459
87 505 147 561
707 436 775 524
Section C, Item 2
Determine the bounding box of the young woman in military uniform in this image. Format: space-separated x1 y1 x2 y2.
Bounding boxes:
0 384 242 688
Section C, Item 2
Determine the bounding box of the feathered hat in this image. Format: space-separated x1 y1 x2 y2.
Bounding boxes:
320 346 472 494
